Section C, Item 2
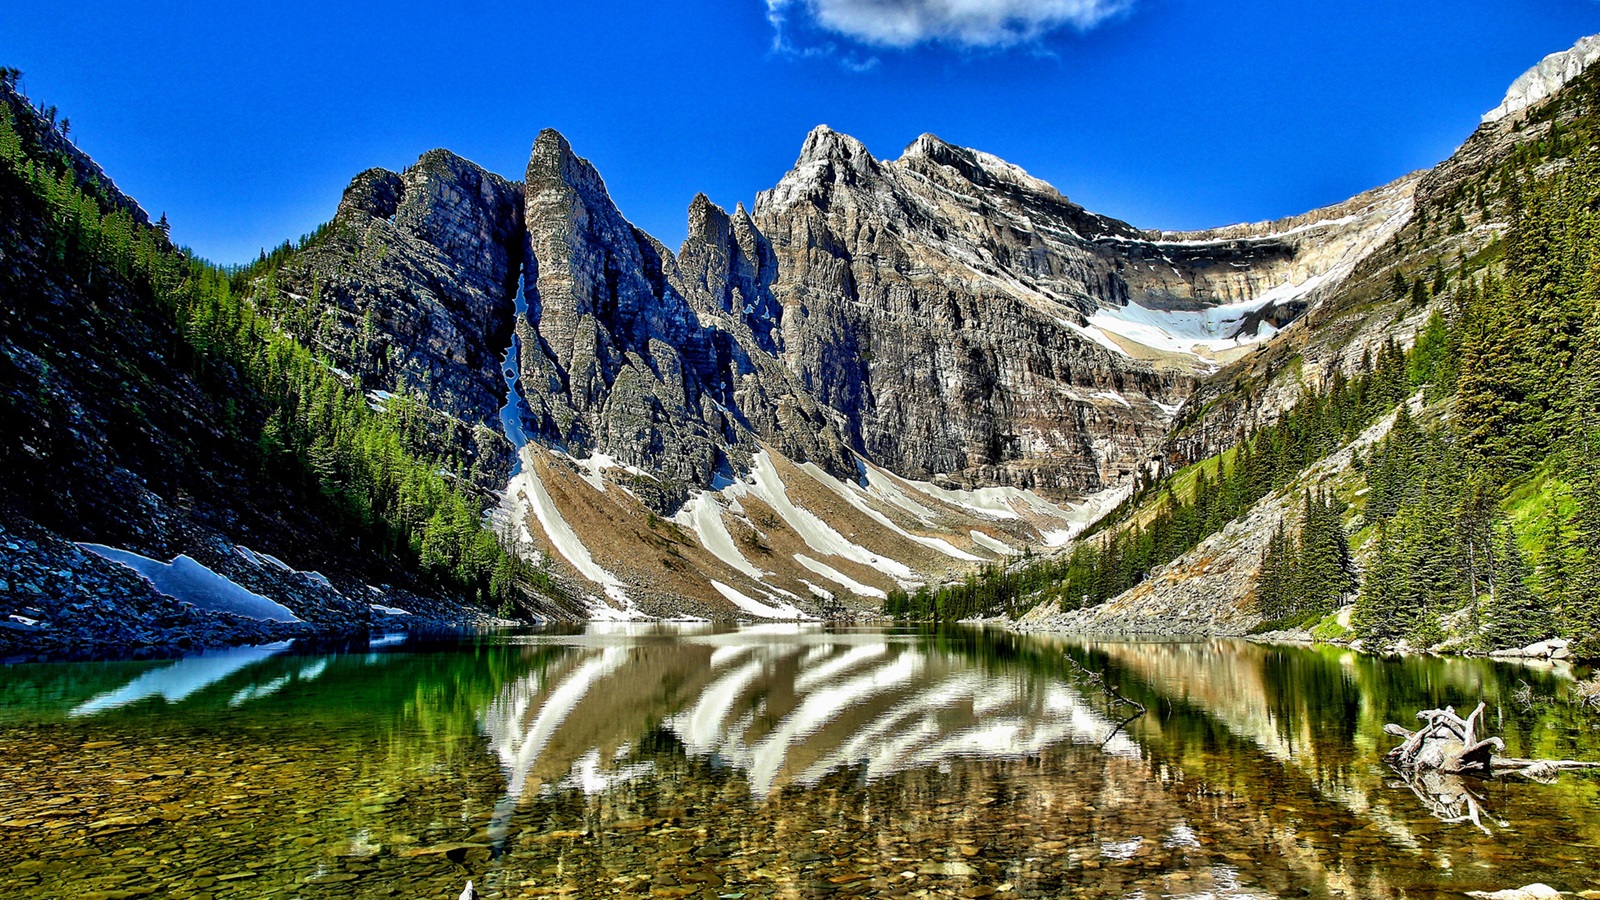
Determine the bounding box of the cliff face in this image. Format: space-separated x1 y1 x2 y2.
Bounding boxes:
297 150 524 425
513 130 857 511
747 127 1413 495
254 120 1416 616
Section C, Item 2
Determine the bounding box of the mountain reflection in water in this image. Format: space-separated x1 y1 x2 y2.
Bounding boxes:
481 626 1136 803
0 625 1596 899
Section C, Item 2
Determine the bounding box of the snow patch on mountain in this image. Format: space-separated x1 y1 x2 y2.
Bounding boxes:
674 491 770 583
81 544 301 623
741 452 916 582
795 553 888 600
796 460 983 562
711 580 810 620
507 448 640 614
1086 295 1278 357
970 530 1019 555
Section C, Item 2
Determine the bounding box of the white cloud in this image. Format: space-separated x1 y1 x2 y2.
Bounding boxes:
766 0 1132 50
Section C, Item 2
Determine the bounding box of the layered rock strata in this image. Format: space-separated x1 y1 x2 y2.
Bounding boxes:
262 124 1414 611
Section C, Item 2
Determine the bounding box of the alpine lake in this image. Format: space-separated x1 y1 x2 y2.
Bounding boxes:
1 626 1597 900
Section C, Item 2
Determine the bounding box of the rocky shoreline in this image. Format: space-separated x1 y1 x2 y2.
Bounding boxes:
987 600 1595 672
0 514 515 663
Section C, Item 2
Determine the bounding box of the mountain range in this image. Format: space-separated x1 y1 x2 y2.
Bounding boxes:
2 32 1596 651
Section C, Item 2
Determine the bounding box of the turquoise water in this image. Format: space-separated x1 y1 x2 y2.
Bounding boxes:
1 626 1597 898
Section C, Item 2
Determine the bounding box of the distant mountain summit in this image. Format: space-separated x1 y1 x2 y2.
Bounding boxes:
1485 32 1600 123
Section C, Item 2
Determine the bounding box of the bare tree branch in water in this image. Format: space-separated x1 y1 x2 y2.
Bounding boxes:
1064 655 1147 747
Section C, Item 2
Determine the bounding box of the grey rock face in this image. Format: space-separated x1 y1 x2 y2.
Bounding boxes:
264 124 1409 513
278 149 525 429
744 126 1408 494
514 130 857 508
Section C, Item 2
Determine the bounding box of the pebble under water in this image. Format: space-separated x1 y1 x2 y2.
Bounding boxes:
1 626 1598 899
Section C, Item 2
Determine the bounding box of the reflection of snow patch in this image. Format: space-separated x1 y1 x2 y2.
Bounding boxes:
229 674 290 707
794 642 887 692
668 659 765 754
70 643 293 716
559 748 656 795
1164 823 1201 849
1099 836 1144 860
485 648 627 800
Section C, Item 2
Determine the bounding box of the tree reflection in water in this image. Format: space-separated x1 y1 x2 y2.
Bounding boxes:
0 625 1595 899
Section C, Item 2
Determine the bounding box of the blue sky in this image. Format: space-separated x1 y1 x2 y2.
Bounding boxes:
3 1 1598 264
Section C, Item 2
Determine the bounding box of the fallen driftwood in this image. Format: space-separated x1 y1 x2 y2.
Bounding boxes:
1383 701 1600 834
1383 701 1600 780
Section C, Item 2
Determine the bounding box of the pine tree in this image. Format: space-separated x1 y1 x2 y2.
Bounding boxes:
1488 528 1550 648
1455 304 1520 474
1567 444 1600 655
1455 472 1499 642
1390 269 1410 301
1410 276 1429 307
1256 517 1293 620
1540 513 1575 619
1301 490 1354 611
1353 523 1407 647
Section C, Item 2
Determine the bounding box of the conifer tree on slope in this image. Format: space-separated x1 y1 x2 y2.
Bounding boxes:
1488 527 1551 649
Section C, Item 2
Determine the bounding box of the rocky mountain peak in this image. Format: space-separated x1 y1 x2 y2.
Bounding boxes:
796 124 875 169
337 166 406 220
755 125 883 213
1485 32 1600 123
686 191 727 243
899 131 957 159
685 196 760 251
526 128 615 203
896 133 1066 202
